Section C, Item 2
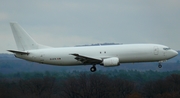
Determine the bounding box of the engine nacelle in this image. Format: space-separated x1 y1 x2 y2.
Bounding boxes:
102 57 120 67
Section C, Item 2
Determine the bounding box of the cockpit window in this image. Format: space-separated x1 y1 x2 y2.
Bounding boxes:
163 48 171 50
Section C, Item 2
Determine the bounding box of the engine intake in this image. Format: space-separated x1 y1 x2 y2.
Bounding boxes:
102 57 120 67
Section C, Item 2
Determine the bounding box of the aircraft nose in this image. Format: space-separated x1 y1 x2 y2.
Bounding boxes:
171 50 178 57
166 49 178 59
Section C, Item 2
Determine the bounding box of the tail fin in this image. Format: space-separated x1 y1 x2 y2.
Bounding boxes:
10 22 50 51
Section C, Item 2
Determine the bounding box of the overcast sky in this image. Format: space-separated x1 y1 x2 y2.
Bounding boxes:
0 0 180 53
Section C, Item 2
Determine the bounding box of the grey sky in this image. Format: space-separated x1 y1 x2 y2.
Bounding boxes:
0 0 180 53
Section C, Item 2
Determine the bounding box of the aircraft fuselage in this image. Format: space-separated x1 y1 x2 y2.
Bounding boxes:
15 44 178 66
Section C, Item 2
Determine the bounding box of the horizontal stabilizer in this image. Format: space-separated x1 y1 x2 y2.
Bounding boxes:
7 50 29 55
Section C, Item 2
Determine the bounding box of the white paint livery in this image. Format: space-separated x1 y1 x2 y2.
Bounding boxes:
8 22 178 72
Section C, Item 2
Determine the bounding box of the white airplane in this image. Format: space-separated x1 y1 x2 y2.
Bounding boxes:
8 22 178 72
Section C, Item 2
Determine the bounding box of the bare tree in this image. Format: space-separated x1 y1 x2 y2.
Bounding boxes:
17 77 56 98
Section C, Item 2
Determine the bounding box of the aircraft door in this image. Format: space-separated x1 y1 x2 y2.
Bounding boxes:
154 46 159 55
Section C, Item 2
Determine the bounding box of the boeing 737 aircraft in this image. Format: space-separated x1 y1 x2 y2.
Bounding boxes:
8 22 178 72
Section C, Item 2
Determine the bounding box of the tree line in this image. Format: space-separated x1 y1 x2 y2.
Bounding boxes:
0 70 180 98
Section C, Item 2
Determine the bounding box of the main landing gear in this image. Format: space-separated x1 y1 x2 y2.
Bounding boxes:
90 64 96 72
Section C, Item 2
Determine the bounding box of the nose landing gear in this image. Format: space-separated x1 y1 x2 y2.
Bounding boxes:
158 61 165 68
158 63 162 68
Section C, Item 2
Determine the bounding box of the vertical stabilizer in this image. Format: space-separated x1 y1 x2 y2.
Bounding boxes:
10 22 49 51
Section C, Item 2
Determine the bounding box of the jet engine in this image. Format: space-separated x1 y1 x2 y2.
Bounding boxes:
102 57 120 67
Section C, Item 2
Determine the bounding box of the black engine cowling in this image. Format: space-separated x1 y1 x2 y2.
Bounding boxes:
102 57 120 67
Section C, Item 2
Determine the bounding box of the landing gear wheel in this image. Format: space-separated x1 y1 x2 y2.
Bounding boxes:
90 65 96 72
158 63 162 68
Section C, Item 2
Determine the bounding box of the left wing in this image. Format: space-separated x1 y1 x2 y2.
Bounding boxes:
70 53 102 64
